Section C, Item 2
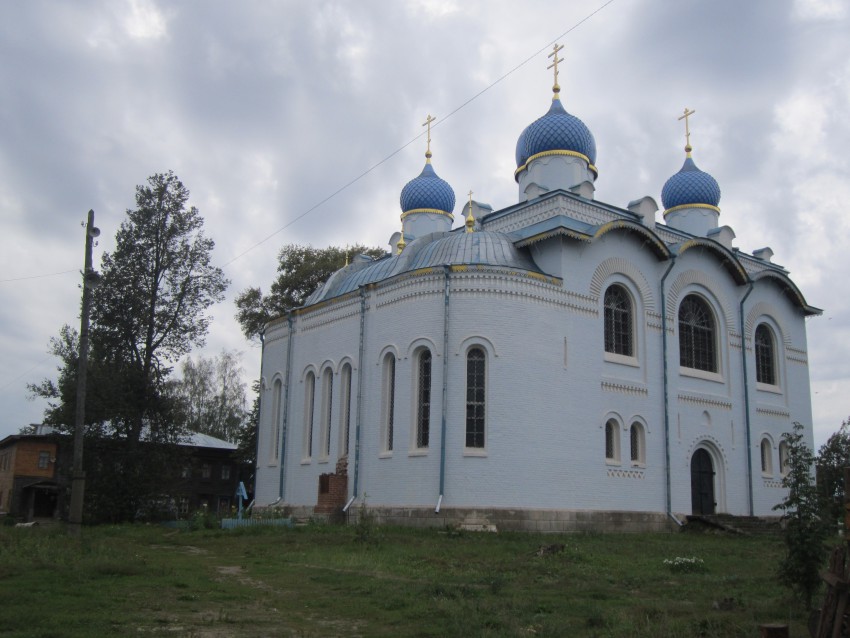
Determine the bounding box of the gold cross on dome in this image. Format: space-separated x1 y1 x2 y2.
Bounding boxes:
678 107 696 153
422 114 436 160
466 190 475 233
547 43 564 96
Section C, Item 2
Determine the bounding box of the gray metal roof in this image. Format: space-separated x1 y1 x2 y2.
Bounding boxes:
306 230 541 305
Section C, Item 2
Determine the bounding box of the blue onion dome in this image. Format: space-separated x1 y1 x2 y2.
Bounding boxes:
661 154 721 212
515 125 530 166
399 162 456 215
516 98 597 173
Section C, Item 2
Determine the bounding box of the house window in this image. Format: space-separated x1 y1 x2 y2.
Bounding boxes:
760 438 773 475
271 378 283 462
340 363 352 456
755 324 777 386
178 497 189 516
416 350 432 449
38 451 50 469
779 440 789 476
181 466 190 479
466 347 486 448
605 419 620 463
201 464 212 480
321 368 334 459
381 354 396 453
304 371 316 459
678 295 717 372
630 422 645 465
221 465 231 480
604 285 634 357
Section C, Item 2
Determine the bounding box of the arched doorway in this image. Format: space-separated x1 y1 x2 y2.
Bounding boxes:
690 448 715 515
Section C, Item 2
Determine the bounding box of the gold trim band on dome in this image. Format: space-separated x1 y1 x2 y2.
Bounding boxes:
400 208 455 221
662 202 720 217
515 149 598 178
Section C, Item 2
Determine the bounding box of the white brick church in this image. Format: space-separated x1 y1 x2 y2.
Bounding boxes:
253 53 819 532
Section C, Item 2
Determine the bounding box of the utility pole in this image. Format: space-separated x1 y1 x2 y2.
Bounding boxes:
68 209 100 535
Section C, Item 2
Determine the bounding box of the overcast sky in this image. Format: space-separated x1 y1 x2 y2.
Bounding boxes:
1 0 848 448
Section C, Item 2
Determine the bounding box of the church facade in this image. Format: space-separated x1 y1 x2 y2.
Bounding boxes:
253 54 819 532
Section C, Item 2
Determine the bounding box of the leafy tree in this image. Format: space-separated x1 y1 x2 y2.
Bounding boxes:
92 171 228 443
773 422 831 609
29 171 228 522
235 243 385 340
816 418 850 527
169 349 248 442
235 379 260 466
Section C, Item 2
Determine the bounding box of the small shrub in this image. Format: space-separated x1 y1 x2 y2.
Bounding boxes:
187 508 217 531
353 496 380 544
774 422 830 609
663 556 707 574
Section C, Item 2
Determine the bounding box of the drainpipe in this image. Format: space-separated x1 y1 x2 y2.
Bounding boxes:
437 266 451 513
660 258 676 521
350 286 368 502
278 314 294 500
253 327 265 501
739 282 755 515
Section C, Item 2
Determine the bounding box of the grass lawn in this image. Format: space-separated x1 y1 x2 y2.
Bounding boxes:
0 521 814 637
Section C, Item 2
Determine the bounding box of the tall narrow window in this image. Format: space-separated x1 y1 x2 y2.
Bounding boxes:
755 324 777 385
630 422 645 464
304 372 315 459
779 440 789 476
605 419 620 462
339 363 352 456
604 285 634 357
381 354 396 453
466 347 486 448
678 295 717 372
760 438 773 475
321 368 333 459
271 379 283 462
416 350 432 449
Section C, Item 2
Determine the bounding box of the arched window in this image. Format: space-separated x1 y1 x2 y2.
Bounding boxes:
630 422 645 465
760 438 773 475
416 350 432 449
320 368 333 459
381 353 396 453
755 324 777 386
466 347 486 448
271 379 283 463
339 363 352 456
605 419 620 463
604 284 634 357
303 372 315 459
779 440 789 476
678 295 717 372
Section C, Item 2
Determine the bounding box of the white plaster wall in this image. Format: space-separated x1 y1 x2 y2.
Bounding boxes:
254 212 814 521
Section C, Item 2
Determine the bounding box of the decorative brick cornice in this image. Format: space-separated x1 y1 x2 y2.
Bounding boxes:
756 406 791 419
601 380 648 396
785 346 808 365
677 393 732 410
607 468 645 480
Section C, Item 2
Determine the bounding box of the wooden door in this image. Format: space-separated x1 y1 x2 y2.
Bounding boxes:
690 449 715 515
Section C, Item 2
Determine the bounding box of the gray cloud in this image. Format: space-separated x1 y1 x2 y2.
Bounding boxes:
1 0 848 448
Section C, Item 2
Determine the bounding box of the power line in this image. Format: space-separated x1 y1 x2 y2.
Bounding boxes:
223 0 617 267
0 269 77 284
